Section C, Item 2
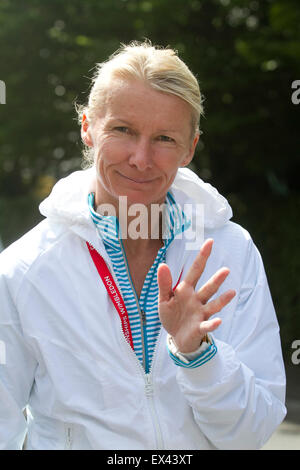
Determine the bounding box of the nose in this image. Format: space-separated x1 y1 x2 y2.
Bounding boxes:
128 137 153 171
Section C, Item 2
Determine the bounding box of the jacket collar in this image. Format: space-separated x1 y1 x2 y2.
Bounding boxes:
39 166 233 245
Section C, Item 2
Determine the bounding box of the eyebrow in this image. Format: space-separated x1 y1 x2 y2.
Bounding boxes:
109 118 132 126
157 129 178 134
107 117 182 137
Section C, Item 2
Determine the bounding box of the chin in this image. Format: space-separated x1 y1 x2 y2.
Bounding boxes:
115 188 160 206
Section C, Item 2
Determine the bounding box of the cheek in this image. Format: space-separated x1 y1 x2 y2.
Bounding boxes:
154 150 183 175
95 140 128 167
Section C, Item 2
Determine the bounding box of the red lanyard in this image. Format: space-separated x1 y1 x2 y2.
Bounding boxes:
86 242 134 350
86 241 183 351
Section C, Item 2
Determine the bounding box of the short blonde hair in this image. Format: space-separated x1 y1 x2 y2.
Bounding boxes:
76 40 204 167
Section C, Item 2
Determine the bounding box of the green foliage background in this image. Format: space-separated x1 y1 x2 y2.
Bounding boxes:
0 0 299 359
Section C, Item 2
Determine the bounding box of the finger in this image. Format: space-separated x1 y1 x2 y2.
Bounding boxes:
199 317 222 337
184 238 214 289
204 289 236 317
157 263 173 303
197 267 230 304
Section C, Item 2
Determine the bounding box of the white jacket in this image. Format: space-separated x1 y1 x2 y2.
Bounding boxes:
0 167 286 450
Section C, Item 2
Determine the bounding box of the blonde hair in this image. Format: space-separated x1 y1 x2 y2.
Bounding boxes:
76 40 204 167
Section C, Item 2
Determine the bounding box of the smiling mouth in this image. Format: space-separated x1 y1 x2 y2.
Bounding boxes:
117 172 156 184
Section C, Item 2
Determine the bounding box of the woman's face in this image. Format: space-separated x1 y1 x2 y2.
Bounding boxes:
81 79 199 209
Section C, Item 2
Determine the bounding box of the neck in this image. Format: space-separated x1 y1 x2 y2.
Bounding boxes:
95 198 165 254
121 236 164 257
93 183 166 245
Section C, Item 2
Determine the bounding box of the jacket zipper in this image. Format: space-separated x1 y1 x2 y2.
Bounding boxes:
65 425 73 450
117 315 164 449
144 373 164 449
143 333 165 450
111 240 164 446
119 238 148 372
87 240 164 449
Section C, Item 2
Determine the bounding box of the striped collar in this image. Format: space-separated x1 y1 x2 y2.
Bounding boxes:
88 191 190 252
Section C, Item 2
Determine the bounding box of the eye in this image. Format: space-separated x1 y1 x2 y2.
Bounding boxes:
157 135 175 143
114 126 130 134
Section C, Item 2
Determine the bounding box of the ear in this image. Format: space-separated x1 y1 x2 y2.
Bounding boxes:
81 113 94 147
181 132 199 167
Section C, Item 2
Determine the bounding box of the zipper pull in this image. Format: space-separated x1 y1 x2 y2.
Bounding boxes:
65 425 73 450
141 309 146 325
145 374 153 396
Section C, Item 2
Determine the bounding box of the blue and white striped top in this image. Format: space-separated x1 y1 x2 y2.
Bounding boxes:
88 191 216 372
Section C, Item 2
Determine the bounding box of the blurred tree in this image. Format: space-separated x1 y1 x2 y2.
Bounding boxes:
0 0 299 355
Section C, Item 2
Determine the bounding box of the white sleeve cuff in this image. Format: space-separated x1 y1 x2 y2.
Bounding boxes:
167 334 213 365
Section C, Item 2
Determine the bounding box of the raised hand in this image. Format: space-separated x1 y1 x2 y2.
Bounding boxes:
157 239 236 353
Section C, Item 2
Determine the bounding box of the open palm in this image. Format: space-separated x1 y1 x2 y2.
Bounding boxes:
157 239 236 353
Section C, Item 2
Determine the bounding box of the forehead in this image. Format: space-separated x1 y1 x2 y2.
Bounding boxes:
98 78 193 130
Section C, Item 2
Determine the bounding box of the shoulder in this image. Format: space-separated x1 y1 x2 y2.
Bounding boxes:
170 169 261 275
0 219 69 302
206 221 265 289
181 219 262 285
208 220 252 253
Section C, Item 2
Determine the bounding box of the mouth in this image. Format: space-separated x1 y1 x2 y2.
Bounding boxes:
117 172 156 184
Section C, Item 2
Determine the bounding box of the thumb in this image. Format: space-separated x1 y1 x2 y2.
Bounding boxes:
157 263 173 303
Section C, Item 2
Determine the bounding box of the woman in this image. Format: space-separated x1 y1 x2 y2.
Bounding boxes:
0 41 286 450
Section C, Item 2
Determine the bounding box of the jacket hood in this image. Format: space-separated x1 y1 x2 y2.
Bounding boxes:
39 166 232 230
39 167 95 227
172 168 232 229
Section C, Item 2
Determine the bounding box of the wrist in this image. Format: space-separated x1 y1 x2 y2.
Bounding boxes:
167 334 212 364
171 334 210 355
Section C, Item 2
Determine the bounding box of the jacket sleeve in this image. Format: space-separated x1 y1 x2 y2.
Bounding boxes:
0 272 37 450
174 239 287 450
